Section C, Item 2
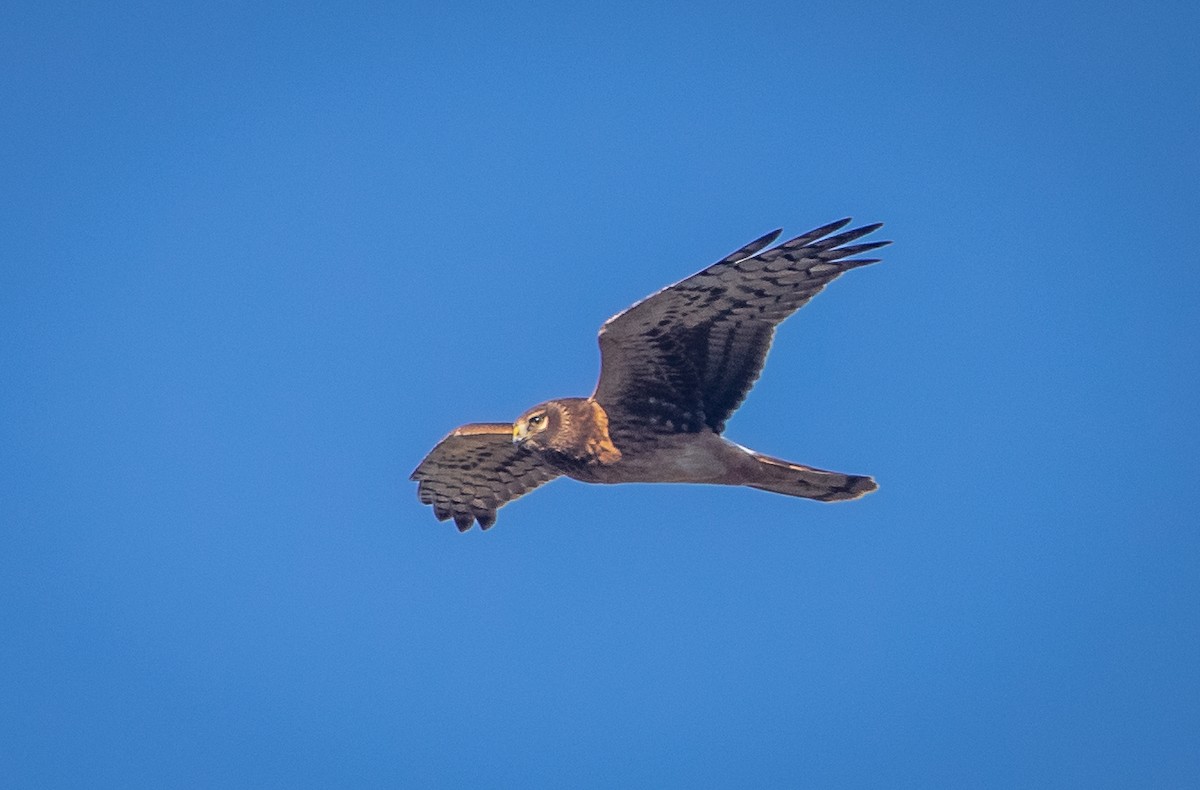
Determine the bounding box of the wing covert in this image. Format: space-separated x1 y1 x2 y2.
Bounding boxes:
410 423 561 531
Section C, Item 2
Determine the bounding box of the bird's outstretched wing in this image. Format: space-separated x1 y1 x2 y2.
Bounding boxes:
593 219 888 436
410 424 561 531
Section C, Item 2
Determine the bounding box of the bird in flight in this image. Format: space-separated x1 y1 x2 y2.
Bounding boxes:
411 218 889 531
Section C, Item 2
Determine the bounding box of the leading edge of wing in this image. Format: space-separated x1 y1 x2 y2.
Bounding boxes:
597 227 782 334
596 219 888 337
408 423 513 480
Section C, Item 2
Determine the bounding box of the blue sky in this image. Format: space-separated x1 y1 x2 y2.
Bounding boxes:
3 1 1198 787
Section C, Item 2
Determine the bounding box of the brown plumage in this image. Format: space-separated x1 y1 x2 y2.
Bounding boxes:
411 218 889 531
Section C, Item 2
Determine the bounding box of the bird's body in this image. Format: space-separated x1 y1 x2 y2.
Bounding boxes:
411 218 889 531
516 399 735 484
513 398 869 499
579 430 736 485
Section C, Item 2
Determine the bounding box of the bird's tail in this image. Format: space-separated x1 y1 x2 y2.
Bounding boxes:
746 451 877 502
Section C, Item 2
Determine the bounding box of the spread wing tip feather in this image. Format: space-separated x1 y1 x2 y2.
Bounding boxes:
759 228 784 246
836 240 891 256
788 217 854 244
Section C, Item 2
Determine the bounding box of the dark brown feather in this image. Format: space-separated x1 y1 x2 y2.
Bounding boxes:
593 220 889 435
410 423 560 532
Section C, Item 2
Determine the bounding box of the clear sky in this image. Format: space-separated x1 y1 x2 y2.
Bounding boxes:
3 2 1198 787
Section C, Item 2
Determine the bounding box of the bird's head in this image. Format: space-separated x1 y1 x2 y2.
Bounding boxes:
513 403 558 449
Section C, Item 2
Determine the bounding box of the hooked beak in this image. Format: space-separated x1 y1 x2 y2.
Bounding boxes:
512 421 526 444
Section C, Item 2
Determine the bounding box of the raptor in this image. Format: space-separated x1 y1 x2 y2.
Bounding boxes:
411 218 889 531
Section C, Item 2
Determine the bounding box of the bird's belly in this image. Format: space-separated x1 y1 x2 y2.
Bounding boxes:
571 434 736 484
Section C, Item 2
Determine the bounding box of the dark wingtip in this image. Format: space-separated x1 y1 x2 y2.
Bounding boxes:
819 217 855 235
453 513 474 532
477 512 497 530
819 223 887 249
721 228 786 265
785 218 855 248
837 240 891 256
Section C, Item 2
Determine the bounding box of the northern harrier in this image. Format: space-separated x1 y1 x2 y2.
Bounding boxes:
411 218 888 531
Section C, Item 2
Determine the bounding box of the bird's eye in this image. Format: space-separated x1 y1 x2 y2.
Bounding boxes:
529 414 544 426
